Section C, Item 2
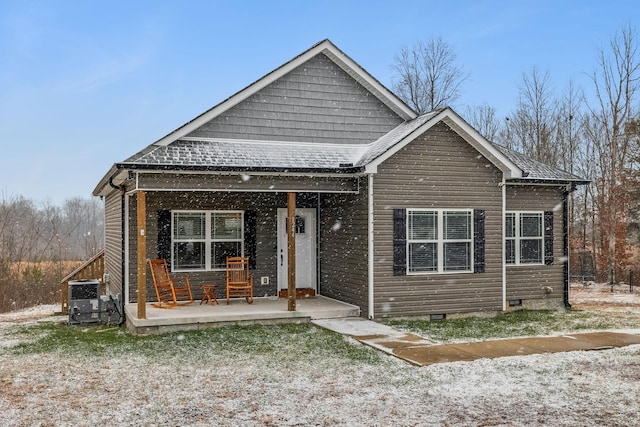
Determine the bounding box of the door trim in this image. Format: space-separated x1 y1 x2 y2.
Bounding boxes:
277 208 318 292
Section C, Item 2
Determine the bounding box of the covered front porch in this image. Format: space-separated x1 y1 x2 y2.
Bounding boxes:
119 169 371 323
125 296 360 335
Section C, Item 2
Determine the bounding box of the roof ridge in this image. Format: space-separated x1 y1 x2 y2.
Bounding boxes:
179 136 369 149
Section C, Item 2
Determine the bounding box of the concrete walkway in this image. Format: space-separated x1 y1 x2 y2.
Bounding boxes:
312 318 640 366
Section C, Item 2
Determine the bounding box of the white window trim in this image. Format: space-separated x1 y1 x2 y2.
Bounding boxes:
505 211 544 266
172 210 244 272
407 208 474 275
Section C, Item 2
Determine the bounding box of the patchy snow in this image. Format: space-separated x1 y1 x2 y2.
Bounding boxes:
1 293 640 426
0 304 58 324
570 281 640 309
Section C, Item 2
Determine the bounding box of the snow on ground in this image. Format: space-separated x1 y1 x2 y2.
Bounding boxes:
0 304 58 324
570 281 640 309
1 290 639 427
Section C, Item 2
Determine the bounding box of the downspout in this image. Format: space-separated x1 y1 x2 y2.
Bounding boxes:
502 178 507 311
368 174 375 319
119 194 126 324
563 186 572 308
124 194 130 306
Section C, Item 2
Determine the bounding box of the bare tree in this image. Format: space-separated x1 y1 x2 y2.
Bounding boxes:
392 37 469 114
464 103 501 141
62 197 104 259
586 24 640 282
504 67 560 167
556 78 585 174
0 194 105 312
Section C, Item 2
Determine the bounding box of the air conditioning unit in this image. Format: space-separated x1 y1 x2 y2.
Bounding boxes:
68 279 101 325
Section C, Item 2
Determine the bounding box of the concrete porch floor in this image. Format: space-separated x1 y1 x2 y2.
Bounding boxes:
124 295 361 335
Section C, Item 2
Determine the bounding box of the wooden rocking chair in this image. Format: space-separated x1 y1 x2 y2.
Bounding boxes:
148 259 194 308
225 256 254 304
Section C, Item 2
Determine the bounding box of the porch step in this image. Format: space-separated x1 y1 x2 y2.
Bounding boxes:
124 296 360 335
278 288 316 299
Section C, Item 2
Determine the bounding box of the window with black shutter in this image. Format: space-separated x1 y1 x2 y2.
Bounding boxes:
393 208 482 275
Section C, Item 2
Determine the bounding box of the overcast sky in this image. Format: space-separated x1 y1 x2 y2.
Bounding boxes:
0 0 637 204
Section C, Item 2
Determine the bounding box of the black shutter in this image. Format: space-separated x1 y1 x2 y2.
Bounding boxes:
544 211 554 265
393 209 407 276
244 210 257 269
473 210 485 273
157 210 172 270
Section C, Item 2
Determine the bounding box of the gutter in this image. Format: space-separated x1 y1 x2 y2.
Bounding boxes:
111 162 366 175
94 163 368 198
507 178 591 186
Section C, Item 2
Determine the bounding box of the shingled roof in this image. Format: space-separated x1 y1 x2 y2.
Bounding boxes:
493 144 588 184
123 138 367 171
113 108 587 185
94 40 588 197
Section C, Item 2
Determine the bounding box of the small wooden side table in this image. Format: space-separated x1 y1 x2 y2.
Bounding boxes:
200 284 219 305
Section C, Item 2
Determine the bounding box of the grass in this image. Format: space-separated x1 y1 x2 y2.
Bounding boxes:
5 320 382 364
5 308 640 361
384 308 640 342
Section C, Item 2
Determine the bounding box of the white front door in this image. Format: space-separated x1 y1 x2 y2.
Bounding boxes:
277 208 317 292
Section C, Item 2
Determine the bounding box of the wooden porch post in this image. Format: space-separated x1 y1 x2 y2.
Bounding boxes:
287 192 296 311
137 191 147 319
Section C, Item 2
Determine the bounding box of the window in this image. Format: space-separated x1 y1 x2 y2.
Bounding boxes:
407 209 472 273
172 211 244 271
505 212 543 265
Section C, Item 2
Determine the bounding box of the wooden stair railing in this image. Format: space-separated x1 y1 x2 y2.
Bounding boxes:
59 250 105 314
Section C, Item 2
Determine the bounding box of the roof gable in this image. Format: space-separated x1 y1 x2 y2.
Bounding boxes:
185 53 404 145
361 108 524 179
153 39 416 148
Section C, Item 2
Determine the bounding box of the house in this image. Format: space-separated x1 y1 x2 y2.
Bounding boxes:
93 39 588 321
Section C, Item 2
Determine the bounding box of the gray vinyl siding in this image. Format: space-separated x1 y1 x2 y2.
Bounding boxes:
126 195 137 303
136 173 359 194
372 122 504 318
505 185 566 306
127 191 293 303
186 54 404 145
319 182 369 316
103 190 122 297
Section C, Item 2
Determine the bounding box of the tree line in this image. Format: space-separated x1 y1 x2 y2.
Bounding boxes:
392 25 640 284
0 194 104 312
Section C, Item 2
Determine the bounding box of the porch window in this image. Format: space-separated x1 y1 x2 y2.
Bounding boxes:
505 212 543 265
407 209 472 274
172 211 244 271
